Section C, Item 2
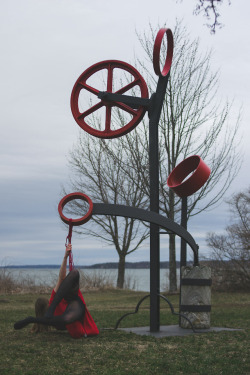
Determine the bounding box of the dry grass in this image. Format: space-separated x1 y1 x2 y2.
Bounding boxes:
0 268 137 294
79 270 137 291
79 270 116 291
0 268 52 294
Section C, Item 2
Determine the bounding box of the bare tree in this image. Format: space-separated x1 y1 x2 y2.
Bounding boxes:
177 0 231 33
64 131 149 289
207 187 250 290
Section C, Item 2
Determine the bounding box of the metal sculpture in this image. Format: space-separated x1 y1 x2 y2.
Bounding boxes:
167 156 211 268
58 192 93 226
167 155 211 322
58 28 210 333
167 155 211 198
71 60 149 138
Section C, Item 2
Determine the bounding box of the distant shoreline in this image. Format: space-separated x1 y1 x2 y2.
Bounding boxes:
1 261 195 269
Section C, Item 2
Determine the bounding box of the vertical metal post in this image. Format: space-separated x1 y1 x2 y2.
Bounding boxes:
149 73 170 332
179 195 187 325
180 196 187 268
149 113 160 332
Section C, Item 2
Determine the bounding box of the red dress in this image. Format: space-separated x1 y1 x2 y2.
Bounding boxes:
49 289 99 339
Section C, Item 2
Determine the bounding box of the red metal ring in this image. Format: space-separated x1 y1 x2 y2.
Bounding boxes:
58 192 93 226
71 60 148 139
153 28 174 77
167 155 211 198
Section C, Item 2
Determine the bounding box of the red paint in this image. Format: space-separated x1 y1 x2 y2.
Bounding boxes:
167 155 211 197
71 60 148 138
58 192 93 226
153 28 174 77
49 289 99 338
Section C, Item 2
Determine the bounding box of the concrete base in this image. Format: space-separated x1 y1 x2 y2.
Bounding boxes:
119 325 241 338
181 265 211 329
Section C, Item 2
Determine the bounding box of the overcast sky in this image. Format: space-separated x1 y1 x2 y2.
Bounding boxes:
1 0 249 266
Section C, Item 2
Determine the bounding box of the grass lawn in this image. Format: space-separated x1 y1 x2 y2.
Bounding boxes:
0 290 249 375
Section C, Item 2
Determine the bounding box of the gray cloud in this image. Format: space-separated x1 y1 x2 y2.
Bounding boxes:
1 0 249 266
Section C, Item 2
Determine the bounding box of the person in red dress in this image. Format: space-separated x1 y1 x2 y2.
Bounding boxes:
14 245 99 339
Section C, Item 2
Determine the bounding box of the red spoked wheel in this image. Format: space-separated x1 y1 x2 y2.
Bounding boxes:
71 60 149 139
153 28 174 77
58 192 93 226
167 155 211 198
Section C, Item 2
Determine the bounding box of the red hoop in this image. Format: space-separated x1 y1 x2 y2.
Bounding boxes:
153 28 174 77
71 60 149 139
167 155 211 198
58 192 93 226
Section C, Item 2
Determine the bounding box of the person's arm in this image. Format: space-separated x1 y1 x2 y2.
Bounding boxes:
54 244 72 293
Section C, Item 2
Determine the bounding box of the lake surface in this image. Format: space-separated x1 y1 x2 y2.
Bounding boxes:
5 268 180 292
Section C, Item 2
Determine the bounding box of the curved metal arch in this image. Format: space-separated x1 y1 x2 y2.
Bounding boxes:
92 203 199 265
114 293 196 332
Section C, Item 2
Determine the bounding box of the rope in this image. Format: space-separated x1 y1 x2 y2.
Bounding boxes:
65 219 74 271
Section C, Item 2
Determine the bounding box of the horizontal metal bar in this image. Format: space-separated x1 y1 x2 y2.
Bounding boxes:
98 91 151 109
159 231 174 234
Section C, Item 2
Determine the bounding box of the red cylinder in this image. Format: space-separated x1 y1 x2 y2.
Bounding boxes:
167 155 211 198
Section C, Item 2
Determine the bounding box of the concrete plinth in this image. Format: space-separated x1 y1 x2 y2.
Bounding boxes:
119 325 240 338
180 265 211 329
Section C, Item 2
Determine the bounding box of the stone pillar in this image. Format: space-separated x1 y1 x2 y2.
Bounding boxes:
180 265 212 329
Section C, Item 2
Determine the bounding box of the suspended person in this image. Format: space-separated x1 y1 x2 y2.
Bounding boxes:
14 244 99 339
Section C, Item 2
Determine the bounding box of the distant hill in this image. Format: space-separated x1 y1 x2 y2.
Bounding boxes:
2 261 195 269
2 260 218 270
82 261 173 269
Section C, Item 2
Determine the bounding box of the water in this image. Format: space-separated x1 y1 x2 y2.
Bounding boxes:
4 268 180 292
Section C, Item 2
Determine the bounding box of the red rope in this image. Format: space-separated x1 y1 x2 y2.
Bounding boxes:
65 219 74 271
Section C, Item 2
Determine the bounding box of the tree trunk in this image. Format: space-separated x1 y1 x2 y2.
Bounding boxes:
169 233 177 292
117 254 126 289
169 189 177 292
